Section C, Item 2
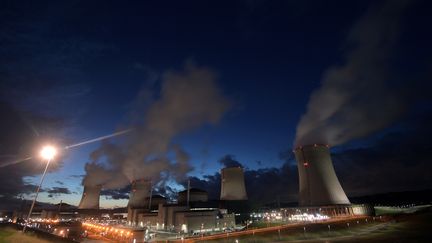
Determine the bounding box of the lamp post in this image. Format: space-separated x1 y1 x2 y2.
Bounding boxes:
23 145 57 233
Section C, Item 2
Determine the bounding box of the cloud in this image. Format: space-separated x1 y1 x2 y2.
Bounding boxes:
55 180 64 185
219 154 243 168
186 155 298 207
0 101 66 204
189 111 432 206
186 174 221 201
0 2 107 119
82 143 129 189
152 185 178 201
47 187 72 195
100 182 179 201
82 63 231 190
332 112 432 196
295 0 412 146
101 186 131 200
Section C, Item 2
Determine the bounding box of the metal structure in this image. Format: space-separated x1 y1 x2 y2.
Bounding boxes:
78 185 101 209
294 144 350 206
178 188 208 204
23 156 53 232
220 167 248 200
127 179 151 209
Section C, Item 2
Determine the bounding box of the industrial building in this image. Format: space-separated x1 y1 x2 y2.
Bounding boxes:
127 182 236 233
282 204 374 218
124 167 249 233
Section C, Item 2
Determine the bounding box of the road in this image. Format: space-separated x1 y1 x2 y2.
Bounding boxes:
170 216 371 243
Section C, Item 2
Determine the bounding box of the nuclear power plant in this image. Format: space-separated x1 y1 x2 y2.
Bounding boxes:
294 144 350 206
16 147 373 242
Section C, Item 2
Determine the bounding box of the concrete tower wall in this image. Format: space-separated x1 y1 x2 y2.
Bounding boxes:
220 167 248 200
294 144 350 206
78 185 101 209
128 179 151 209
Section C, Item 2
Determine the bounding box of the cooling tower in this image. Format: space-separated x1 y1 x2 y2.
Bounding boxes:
220 167 248 200
294 144 350 206
127 179 151 209
78 185 101 209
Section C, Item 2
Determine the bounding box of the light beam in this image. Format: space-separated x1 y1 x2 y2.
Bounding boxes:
65 129 132 149
0 128 133 168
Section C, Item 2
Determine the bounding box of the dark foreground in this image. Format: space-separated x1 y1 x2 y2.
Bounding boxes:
0 224 75 243
189 207 432 243
1 207 431 243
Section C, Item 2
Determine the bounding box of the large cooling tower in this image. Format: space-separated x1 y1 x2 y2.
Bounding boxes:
78 185 101 209
294 144 350 206
127 179 151 209
220 167 248 200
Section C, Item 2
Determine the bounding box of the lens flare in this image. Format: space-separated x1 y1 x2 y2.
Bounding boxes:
40 146 57 160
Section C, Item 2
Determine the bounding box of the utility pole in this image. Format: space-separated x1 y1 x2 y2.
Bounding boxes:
186 179 190 207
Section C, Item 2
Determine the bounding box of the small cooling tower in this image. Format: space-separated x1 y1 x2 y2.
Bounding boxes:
294 144 350 206
220 167 248 200
127 179 151 209
78 185 101 209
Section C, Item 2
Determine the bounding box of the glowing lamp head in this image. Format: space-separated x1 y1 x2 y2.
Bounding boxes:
40 145 57 160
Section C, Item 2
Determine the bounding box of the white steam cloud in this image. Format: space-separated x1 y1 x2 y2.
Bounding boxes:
295 0 411 147
83 64 230 189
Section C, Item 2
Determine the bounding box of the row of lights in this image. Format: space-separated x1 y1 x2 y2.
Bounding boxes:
250 211 283 220
288 213 329 222
29 218 60 223
82 222 133 238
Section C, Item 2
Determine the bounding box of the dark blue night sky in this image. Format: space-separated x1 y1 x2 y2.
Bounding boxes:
1 0 431 208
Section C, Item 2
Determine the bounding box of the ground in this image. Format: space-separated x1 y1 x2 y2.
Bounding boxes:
1 206 431 242
0 227 53 243
193 207 432 243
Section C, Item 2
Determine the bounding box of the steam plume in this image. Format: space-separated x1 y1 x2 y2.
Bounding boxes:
295 0 411 147
82 64 230 189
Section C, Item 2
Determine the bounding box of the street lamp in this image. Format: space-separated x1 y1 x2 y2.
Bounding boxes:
23 145 57 232
40 146 56 160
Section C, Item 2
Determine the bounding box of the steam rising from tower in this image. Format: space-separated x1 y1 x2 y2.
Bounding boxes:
81 64 231 191
78 185 101 209
128 179 152 209
295 1 410 147
294 144 349 206
220 167 248 200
